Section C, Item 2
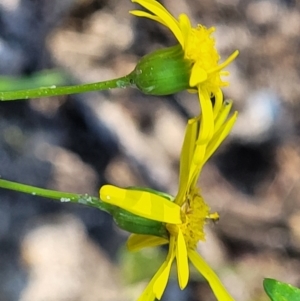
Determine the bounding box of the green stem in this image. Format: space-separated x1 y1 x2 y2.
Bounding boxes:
0 178 169 238
0 178 114 213
0 74 133 101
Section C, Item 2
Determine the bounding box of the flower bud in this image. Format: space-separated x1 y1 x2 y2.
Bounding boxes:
129 45 192 95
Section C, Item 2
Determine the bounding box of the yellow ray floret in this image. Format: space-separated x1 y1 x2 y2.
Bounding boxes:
99 90 237 301
101 185 181 224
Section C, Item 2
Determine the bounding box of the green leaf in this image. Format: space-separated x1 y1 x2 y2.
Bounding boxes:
263 278 300 301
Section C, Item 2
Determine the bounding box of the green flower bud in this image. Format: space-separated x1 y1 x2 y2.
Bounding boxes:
129 45 192 95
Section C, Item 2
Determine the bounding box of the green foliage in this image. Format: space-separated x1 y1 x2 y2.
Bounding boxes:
263 278 300 301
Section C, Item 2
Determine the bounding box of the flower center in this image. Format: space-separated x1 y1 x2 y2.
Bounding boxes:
184 25 237 92
185 26 219 74
167 188 210 249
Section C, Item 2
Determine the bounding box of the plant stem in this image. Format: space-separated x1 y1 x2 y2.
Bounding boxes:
0 178 114 213
0 74 133 101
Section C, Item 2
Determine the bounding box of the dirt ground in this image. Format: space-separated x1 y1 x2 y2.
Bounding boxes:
0 0 299 301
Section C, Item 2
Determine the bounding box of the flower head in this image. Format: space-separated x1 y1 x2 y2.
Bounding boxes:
130 0 239 96
100 91 237 301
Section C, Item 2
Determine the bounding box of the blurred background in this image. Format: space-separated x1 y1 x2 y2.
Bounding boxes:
0 0 299 300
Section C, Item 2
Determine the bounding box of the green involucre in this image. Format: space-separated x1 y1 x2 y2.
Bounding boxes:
112 207 168 238
130 45 192 95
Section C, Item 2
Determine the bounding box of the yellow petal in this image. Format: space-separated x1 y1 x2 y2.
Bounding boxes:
187 164 202 193
137 285 155 301
208 50 239 74
127 234 168 252
186 88 217 188
191 143 206 171
214 100 233 133
137 237 176 301
178 13 192 49
204 111 237 164
213 88 223 120
131 0 183 47
198 88 214 146
176 116 199 206
100 185 182 224
176 229 189 289
130 10 166 26
137 264 165 301
190 64 208 87
153 237 176 299
153 262 172 300
188 250 235 301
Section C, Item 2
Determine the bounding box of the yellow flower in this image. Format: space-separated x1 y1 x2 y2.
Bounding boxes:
130 0 238 105
100 91 237 301
130 0 238 150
